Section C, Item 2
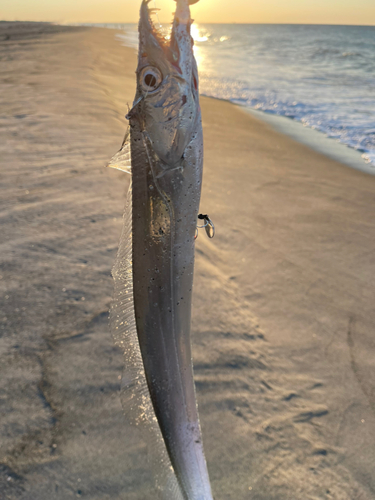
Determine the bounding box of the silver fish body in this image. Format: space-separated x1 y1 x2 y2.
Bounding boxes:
131 122 209 500
110 1 213 499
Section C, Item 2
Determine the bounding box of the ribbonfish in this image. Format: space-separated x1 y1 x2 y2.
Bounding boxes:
109 0 213 499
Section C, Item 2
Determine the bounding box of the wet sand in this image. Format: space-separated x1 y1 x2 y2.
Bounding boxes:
1 23 375 500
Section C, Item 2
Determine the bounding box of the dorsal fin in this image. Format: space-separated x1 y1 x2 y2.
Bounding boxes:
107 128 131 174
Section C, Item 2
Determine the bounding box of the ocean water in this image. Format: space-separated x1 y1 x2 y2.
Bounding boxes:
114 23 375 168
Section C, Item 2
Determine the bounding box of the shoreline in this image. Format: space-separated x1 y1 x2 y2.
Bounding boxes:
202 95 375 175
201 94 375 175
245 106 375 175
246 106 374 175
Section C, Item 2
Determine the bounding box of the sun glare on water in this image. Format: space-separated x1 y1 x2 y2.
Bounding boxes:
191 23 208 43
191 24 210 69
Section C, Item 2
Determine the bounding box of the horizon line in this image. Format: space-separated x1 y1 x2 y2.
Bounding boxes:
1 20 375 28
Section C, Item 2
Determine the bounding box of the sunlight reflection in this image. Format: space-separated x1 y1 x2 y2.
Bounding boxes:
191 24 208 43
191 23 209 69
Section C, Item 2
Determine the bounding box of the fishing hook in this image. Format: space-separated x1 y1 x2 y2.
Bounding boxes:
195 214 215 239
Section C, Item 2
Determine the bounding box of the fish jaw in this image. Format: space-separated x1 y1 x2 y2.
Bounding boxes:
133 0 200 167
170 0 194 82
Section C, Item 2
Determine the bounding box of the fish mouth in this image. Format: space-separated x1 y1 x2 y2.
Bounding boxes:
139 0 197 74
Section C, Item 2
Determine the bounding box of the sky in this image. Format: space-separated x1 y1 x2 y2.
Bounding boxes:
1 0 375 25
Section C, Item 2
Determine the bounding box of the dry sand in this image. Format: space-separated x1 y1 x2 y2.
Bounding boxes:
1 23 375 500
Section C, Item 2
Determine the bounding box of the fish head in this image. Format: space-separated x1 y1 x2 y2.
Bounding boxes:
131 0 200 167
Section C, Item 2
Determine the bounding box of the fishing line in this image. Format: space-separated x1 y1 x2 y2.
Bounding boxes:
153 0 162 30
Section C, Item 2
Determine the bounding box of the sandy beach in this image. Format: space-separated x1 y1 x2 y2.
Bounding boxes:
1 23 375 500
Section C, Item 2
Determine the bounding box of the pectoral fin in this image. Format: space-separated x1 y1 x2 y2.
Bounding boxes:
107 128 132 174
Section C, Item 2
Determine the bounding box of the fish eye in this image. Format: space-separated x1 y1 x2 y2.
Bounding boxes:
139 66 162 93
